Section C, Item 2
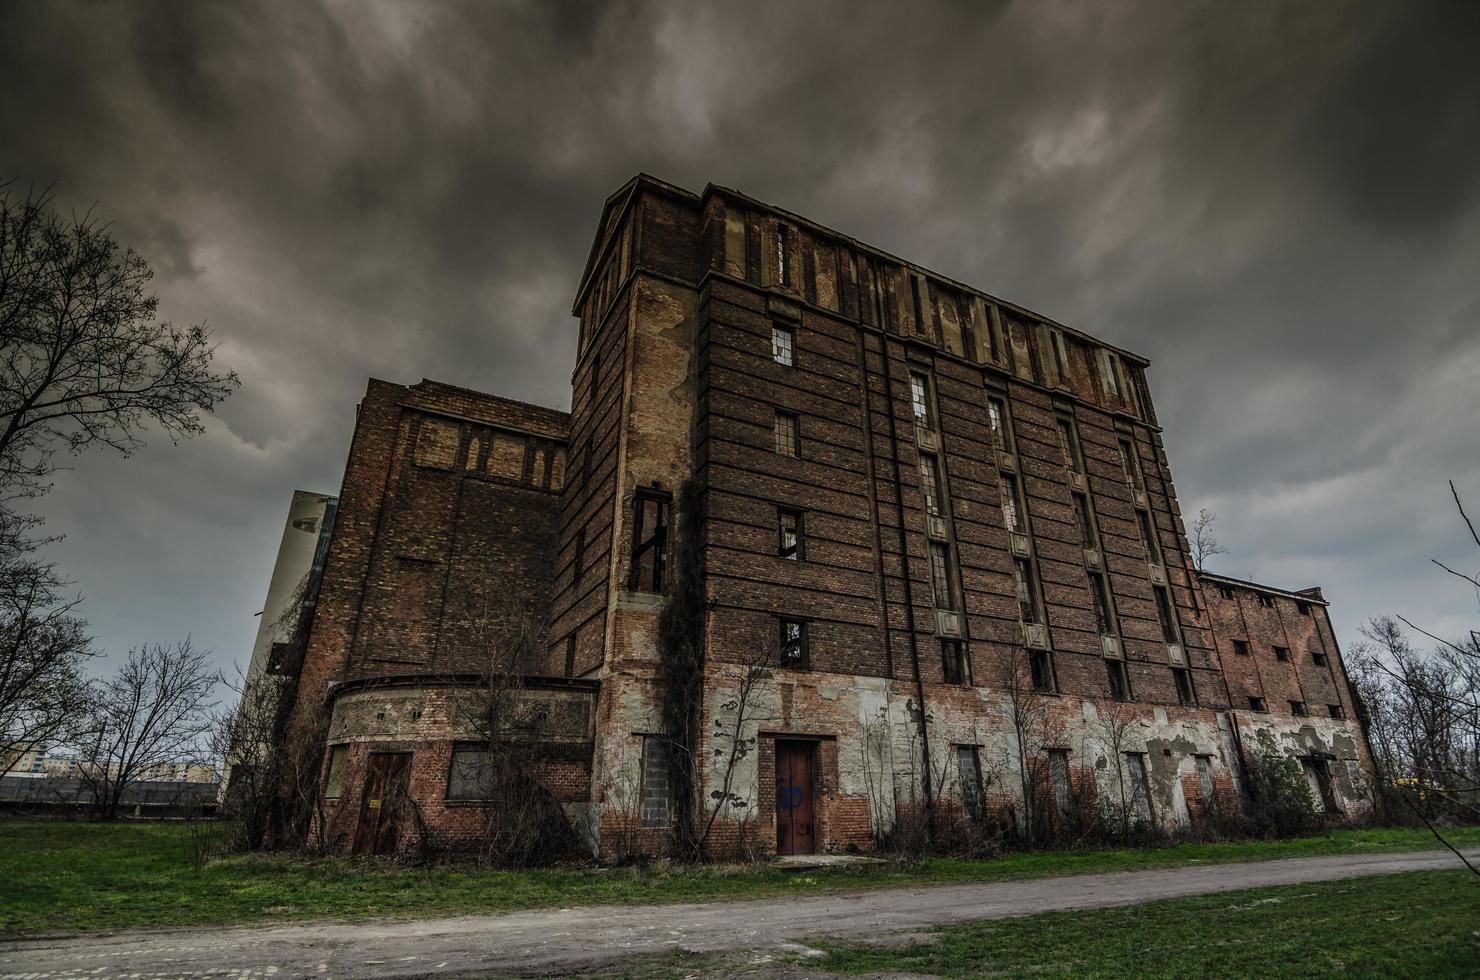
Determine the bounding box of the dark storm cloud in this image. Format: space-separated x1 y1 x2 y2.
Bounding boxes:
0 0 1476 678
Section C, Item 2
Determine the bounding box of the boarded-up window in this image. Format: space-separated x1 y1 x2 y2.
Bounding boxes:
447 744 498 801
530 448 547 487
488 433 527 480
1126 752 1152 821
549 449 566 490
1195 755 1215 805
414 419 459 470
323 745 348 799
639 736 672 828
957 745 981 817
1050 749 1072 819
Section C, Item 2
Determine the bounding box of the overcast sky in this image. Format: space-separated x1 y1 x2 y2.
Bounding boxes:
2 0 1477 688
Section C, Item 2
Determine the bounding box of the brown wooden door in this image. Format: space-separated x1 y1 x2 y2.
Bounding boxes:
775 741 816 855
354 752 412 856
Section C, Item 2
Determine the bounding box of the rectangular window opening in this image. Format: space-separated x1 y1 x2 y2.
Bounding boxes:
1173 667 1197 707
1153 585 1180 644
774 411 799 457
1107 659 1131 702
1000 472 1024 533
1313 651 1329 667
910 372 933 428
1233 639 1250 656
1195 754 1215 805
957 745 982 819
930 542 959 612
771 323 794 367
323 744 348 800
1030 649 1056 693
919 453 943 517
1073 493 1096 550
447 743 500 802
1049 749 1072 819
628 491 670 593
941 640 965 685
1014 558 1041 625
1126 752 1152 821
778 508 803 560
1056 415 1083 472
1328 703 1345 719
986 396 1011 452
779 618 808 668
1248 696 1267 712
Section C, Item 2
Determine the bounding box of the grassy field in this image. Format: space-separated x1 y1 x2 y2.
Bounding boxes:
807 870 1480 978
2 819 1477 936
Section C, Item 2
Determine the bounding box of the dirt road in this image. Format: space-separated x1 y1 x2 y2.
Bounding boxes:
3 848 1473 979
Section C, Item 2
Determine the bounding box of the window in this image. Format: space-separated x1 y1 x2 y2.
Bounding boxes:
1297 601 1311 617
1233 639 1250 656
582 438 593 483
775 224 789 287
918 453 943 516
1125 752 1152 821
941 640 965 685
771 323 794 367
929 542 959 611
778 508 802 560
1000 473 1024 533
1030 649 1056 693
1302 757 1339 813
1152 585 1179 644
1049 749 1072 819
1291 700 1308 716
1248 696 1267 712
1118 438 1142 490
1107 659 1132 702
986 396 1011 451
1102 351 1124 399
564 634 577 676
1313 651 1329 667
1194 755 1215 805
774 411 799 457
1274 645 1289 662
572 525 586 578
628 491 669 592
1137 510 1162 563
779 618 808 667
957 745 982 818
1014 558 1040 625
1258 594 1275 609
1056 416 1082 472
640 736 674 828
1328 703 1345 720
1088 571 1116 635
323 745 348 800
910 373 933 428
1218 586 1235 600
1173 667 1197 707
1051 330 1072 381
447 744 500 801
1073 493 1096 549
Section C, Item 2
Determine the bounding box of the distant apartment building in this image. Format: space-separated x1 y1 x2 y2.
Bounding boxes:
272 175 1375 857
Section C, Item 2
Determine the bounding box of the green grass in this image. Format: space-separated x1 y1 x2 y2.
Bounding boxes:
808 870 1480 978
2 820 1477 936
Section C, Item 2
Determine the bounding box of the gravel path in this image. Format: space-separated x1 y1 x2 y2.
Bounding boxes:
3 847 1473 979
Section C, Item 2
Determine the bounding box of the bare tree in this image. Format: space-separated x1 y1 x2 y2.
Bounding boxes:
76 639 217 820
0 181 238 502
449 593 579 866
699 639 775 857
1189 508 1228 572
0 526 90 768
1091 698 1143 839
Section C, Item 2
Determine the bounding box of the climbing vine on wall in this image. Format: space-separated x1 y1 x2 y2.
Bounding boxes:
656 478 706 859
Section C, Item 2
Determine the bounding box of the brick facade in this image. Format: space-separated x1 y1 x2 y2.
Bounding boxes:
279 175 1376 858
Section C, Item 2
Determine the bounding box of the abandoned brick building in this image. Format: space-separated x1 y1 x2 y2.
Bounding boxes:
277 174 1375 857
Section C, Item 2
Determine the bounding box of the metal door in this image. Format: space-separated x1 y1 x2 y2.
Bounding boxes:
775 741 816 855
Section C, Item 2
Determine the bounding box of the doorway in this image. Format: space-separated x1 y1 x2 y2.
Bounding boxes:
775 740 816 855
354 751 412 855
